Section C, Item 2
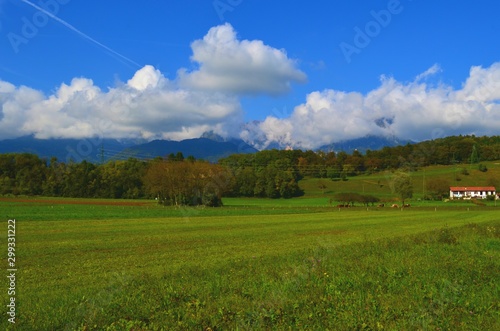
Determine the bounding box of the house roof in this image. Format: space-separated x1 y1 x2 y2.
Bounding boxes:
450 186 496 191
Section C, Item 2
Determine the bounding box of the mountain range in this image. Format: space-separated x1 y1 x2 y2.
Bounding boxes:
117 137 258 162
0 134 409 163
0 136 139 163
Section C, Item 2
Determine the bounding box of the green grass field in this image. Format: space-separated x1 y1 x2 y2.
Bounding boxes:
1 196 499 330
1 161 500 329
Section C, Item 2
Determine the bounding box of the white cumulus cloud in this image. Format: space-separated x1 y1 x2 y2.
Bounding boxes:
127 65 164 91
0 69 242 140
179 23 307 95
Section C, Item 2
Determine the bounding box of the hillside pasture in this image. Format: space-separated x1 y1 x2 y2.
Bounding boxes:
299 160 500 204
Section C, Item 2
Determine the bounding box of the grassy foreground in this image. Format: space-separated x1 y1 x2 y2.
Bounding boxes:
1 200 500 330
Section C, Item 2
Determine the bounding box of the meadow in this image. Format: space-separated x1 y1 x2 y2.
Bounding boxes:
1 195 499 330
1 162 499 330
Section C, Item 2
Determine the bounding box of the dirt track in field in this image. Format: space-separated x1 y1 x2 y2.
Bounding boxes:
0 197 150 206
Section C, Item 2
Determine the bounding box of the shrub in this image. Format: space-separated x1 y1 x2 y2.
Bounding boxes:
202 192 223 207
478 163 488 172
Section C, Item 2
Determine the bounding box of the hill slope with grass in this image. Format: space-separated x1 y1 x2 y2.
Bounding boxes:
298 160 500 203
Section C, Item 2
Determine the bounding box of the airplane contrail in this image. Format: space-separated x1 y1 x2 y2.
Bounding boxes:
20 0 142 69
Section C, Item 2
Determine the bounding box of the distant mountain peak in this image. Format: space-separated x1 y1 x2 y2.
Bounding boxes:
200 131 226 142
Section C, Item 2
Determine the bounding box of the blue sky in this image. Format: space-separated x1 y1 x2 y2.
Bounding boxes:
0 0 499 149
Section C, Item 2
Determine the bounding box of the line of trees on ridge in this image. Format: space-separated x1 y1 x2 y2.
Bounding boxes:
1 135 500 203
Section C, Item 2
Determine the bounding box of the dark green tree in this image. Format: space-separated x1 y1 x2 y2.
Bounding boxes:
234 167 257 197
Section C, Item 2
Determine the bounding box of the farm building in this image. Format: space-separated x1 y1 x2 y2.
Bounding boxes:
449 186 497 200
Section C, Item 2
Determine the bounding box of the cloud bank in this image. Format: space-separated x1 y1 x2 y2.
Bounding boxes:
0 66 242 140
242 62 500 149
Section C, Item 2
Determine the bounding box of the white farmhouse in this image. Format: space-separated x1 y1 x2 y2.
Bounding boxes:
449 186 497 200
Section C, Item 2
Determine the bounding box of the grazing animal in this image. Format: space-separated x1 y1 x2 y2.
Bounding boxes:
403 204 411 208
391 204 399 208
378 203 385 207
337 204 349 208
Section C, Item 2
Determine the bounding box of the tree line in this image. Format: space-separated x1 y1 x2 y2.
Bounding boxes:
1 135 499 202
0 153 232 206
0 154 148 199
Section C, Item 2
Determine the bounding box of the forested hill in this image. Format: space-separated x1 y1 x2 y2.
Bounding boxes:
317 135 411 154
0 134 499 199
368 135 500 167
216 135 500 199
220 135 500 178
